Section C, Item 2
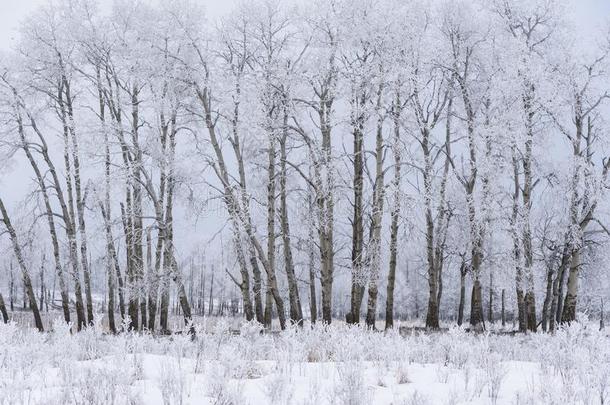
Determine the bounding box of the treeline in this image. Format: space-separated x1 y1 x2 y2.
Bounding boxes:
0 0 609 334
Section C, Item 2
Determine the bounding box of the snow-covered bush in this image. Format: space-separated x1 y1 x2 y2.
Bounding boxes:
1 318 609 404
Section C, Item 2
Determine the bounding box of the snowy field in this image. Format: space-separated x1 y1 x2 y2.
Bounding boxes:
1 318 609 405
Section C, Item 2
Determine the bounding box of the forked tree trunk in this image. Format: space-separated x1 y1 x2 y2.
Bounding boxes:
57 84 88 331
24 99 86 330
198 86 264 325
62 78 94 325
452 46 486 330
230 81 260 324
14 104 71 324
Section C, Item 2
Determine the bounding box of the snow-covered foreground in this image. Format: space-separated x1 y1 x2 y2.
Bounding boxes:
1 319 608 405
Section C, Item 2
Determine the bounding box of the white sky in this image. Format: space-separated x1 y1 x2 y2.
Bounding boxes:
0 0 238 50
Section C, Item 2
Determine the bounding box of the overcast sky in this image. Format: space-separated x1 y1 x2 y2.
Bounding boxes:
0 0 609 51
0 0 238 49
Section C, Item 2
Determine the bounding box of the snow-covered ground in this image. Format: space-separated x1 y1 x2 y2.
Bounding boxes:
1 318 608 405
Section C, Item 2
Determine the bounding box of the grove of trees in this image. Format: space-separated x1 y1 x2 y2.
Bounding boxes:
1 0 609 334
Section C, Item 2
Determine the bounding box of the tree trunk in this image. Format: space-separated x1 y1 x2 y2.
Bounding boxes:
549 247 570 333
457 262 466 326
230 224 254 321
525 291 537 332
265 130 277 329
348 95 366 324
279 119 303 326
385 208 398 330
365 85 386 329
600 298 605 331
422 93 452 330
469 278 484 331
0 197 44 331
521 85 537 332
122 201 140 331
385 165 400 328
168 249 194 332
0 293 8 324
541 258 555 332
98 74 115 333
208 269 214 316
455 62 485 331
144 229 153 329
101 203 117 333
39 256 45 313
561 249 580 323
511 145 527 332
106 243 116 333
488 271 493 324
501 289 506 327
306 185 318 325
308 247 317 326
385 95 402 330
149 199 165 332
130 88 145 331
423 126 438 329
